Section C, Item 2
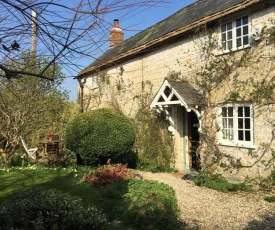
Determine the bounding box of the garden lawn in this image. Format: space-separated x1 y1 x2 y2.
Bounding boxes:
0 166 185 230
0 167 101 207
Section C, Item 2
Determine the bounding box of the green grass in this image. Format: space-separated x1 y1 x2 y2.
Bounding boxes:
264 196 275 203
0 167 101 207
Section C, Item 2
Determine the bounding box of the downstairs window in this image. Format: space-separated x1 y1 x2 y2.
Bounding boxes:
219 104 254 148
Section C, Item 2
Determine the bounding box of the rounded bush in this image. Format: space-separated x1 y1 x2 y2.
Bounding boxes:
0 187 107 229
65 108 135 165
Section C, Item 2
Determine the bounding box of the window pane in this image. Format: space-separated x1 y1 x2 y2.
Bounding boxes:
243 36 249 45
222 42 226 50
238 107 243 117
238 130 244 141
228 41 232 49
238 118 243 128
228 107 233 117
243 26 248 35
236 28 241 37
242 16 248 25
228 118 233 128
92 76 99 88
229 129 234 140
236 18 242 27
227 22 232 30
222 107 227 117
245 131 251 141
221 24 226 32
245 118 250 129
222 118 227 128
223 130 227 139
228 31 232 40
222 33 226 41
237 38 242 47
244 107 250 117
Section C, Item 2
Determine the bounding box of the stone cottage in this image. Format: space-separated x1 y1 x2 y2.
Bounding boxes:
77 0 275 181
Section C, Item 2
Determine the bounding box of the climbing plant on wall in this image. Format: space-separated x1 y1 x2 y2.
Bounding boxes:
186 25 275 179
132 81 175 172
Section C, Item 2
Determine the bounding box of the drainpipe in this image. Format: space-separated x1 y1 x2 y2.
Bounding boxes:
77 78 86 113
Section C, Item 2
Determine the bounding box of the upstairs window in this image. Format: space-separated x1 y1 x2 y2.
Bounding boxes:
91 75 99 89
219 104 254 148
221 15 250 52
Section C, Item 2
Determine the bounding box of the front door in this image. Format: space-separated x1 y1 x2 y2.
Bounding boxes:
188 110 200 170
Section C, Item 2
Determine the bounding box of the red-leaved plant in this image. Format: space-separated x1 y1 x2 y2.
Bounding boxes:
83 164 133 188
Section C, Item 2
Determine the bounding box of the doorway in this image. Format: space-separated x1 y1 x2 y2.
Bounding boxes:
188 110 201 170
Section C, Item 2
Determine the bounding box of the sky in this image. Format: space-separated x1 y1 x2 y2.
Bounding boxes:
62 0 196 101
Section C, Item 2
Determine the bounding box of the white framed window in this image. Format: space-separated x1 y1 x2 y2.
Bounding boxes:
219 103 254 148
220 15 251 52
91 75 99 89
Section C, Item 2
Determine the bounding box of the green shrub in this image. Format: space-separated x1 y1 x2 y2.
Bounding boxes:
137 158 175 172
0 187 107 229
194 173 253 192
10 153 28 167
264 196 275 203
102 179 181 230
65 108 135 165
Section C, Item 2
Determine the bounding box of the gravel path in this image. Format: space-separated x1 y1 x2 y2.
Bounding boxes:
136 171 275 230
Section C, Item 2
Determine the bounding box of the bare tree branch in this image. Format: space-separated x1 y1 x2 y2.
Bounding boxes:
0 63 53 80
0 0 171 79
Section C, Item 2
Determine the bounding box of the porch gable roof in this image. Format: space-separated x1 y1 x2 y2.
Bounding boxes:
150 79 206 110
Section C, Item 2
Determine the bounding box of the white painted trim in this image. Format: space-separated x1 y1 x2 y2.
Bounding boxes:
219 15 252 53
217 103 255 148
150 80 192 111
151 80 204 132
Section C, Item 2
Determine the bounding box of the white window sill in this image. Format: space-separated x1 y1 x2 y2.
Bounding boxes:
218 140 257 149
217 45 251 55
